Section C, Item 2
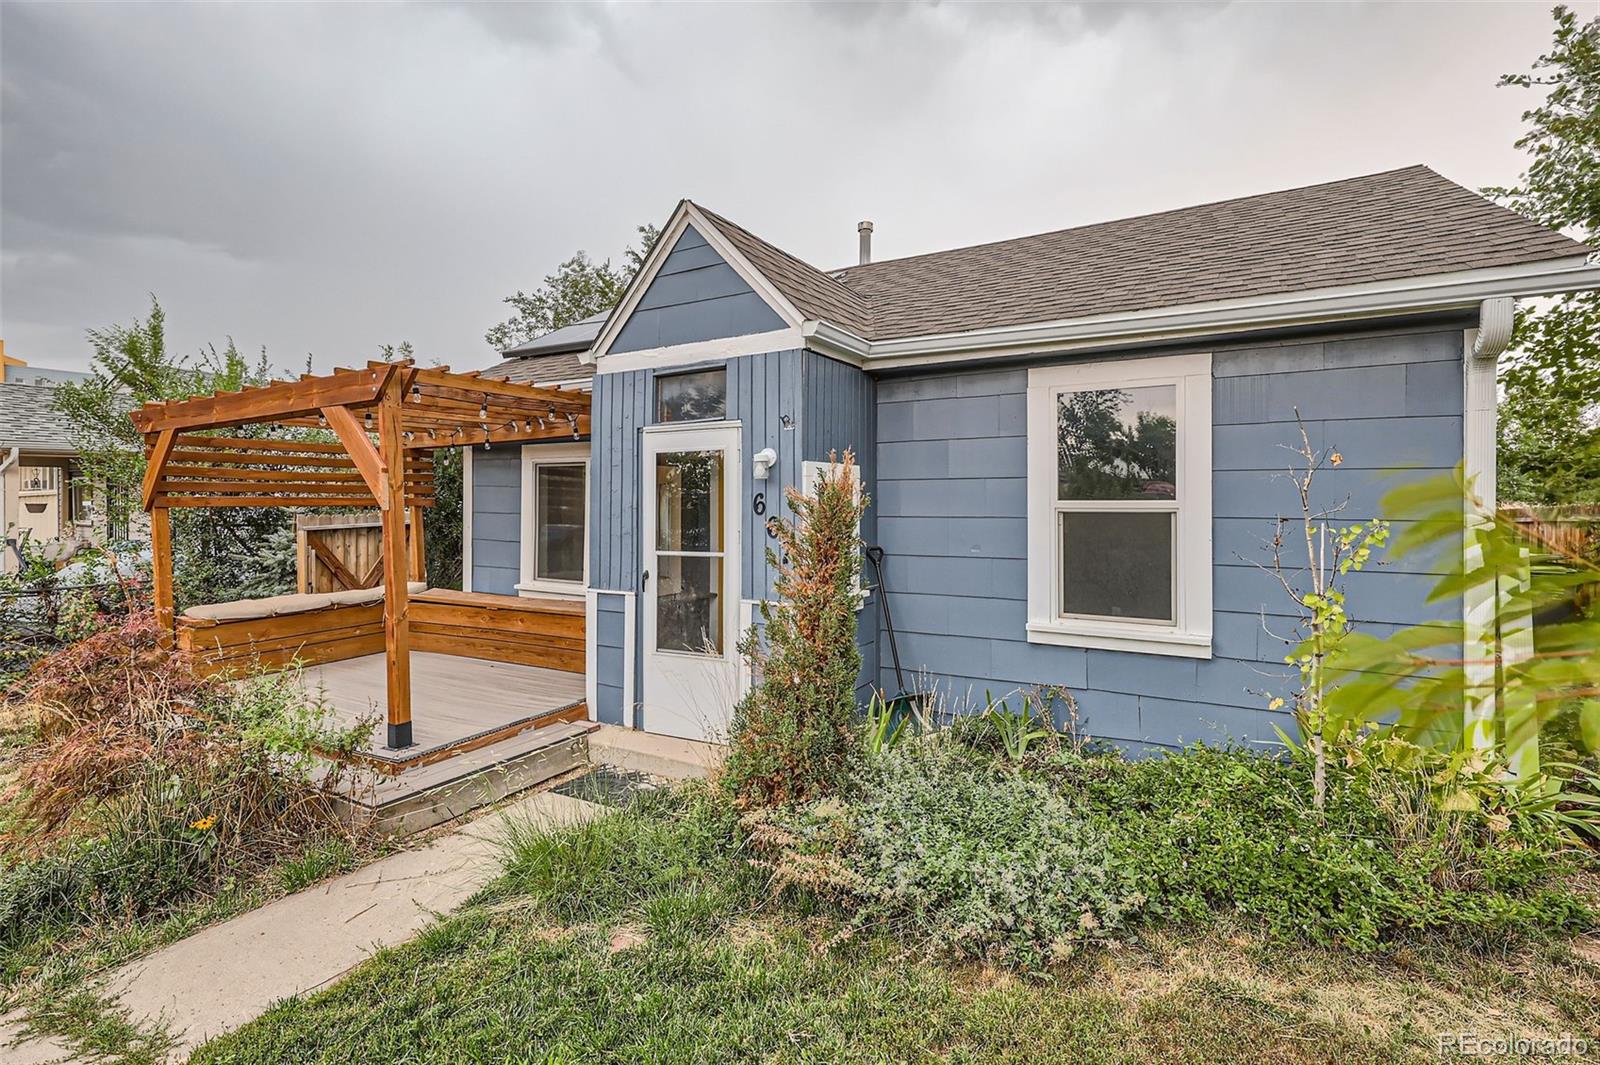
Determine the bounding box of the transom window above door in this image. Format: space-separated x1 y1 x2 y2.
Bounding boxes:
1026 353 1213 658
655 367 727 423
519 442 589 598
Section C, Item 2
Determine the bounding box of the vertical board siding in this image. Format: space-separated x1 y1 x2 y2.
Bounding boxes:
800 350 881 695
593 593 628 726
611 225 785 354
589 368 653 592
872 327 1466 752
591 348 880 717
468 445 521 596
732 349 803 602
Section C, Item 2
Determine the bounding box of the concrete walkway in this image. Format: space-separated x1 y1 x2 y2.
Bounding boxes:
3 789 605 1063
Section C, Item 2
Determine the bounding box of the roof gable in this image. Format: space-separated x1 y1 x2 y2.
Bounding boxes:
609 223 786 354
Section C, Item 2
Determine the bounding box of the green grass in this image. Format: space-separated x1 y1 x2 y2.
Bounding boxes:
189 788 1600 1065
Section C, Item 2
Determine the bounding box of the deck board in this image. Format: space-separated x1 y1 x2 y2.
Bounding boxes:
295 651 587 764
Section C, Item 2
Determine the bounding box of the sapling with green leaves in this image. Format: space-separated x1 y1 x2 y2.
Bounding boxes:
1255 412 1389 810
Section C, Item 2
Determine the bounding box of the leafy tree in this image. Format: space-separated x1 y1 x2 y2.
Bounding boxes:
1488 5 1600 504
483 223 661 352
53 297 297 607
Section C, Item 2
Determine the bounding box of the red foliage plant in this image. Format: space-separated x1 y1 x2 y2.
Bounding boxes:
3 610 224 842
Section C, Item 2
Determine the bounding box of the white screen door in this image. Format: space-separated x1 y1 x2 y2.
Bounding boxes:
642 423 740 742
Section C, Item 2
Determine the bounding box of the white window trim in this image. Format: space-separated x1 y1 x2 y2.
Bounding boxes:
801 459 869 609
518 442 590 600
1026 352 1213 659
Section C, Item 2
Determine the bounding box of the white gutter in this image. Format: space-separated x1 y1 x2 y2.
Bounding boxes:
801 255 1600 370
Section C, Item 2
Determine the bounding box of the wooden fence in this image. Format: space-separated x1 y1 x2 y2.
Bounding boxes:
295 512 396 593
1501 504 1600 564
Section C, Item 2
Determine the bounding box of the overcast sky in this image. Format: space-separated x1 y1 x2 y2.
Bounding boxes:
1 1 1590 376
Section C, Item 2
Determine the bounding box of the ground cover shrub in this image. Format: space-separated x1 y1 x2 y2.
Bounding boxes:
752 742 1142 969
0 608 372 953
1042 743 1593 951
724 452 867 807
750 734 1593 968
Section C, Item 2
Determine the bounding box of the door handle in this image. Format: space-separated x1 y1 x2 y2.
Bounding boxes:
642 569 650 589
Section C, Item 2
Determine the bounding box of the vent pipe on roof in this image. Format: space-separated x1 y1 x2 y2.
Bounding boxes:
857 220 874 266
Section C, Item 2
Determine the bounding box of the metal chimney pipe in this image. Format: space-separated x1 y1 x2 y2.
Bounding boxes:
857 220 874 265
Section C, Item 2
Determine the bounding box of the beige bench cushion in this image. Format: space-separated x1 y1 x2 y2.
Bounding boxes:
183 581 426 623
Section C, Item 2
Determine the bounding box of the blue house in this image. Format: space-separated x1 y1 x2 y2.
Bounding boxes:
468 165 1598 749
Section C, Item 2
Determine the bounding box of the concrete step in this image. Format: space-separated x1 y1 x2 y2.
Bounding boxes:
585 724 726 782
336 720 596 836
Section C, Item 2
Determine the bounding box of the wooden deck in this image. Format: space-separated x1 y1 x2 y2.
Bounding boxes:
296 651 587 769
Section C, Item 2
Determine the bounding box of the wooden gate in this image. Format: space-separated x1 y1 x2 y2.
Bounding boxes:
296 512 392 593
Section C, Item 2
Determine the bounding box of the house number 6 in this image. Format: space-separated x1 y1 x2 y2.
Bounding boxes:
752 492 766 517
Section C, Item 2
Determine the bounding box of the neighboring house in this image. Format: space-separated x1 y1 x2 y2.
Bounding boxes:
0 378 107 572
468 164 1600 750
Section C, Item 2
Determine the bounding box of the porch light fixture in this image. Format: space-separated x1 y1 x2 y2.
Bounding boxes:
752 447 778 480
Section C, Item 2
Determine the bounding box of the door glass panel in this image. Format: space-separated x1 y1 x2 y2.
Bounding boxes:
655 450 723 552
656 556 724 654
535 463 585 582
1060 511 1174 622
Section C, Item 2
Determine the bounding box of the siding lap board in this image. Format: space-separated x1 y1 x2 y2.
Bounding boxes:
873 328 1466 752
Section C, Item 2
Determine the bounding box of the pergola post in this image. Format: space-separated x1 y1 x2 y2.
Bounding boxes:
150 506 174 645
378 377 413 749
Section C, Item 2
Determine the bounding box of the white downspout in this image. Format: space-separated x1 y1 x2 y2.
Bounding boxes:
1462 297 1514 754
0 447 18 571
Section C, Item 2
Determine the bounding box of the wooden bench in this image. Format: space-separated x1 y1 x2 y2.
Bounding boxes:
411 589 584 674
179 599 385 677
178 586 584 677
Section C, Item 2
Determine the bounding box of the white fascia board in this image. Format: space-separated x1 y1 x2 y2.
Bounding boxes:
587 201 803 366
530 377 594 392
594 328 804 375
801 255 1600 370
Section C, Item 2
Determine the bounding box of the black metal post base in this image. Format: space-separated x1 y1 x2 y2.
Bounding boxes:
387 721 414 750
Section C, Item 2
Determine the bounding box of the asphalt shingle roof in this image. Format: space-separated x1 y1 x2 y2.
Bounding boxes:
493 165 1587 366
483 349 595 386
700 165 1589 342
694 205 875 337
0 382 81 452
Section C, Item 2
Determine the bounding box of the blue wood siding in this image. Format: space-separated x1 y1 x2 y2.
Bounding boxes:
588 369 651 593
731 349 803 601
873 327 1465 751
469 445 521 596
588 349 809 599
593 593 628 726
610 225 786 354
800 351 880 694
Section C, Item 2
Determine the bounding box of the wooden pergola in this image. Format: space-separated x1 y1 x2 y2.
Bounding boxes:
130 359 591 749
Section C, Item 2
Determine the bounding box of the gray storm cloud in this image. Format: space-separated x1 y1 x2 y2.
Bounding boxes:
0 1 1570 375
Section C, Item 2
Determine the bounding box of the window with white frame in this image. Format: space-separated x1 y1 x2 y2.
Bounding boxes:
1025 353 1212 657
518 442 589 598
